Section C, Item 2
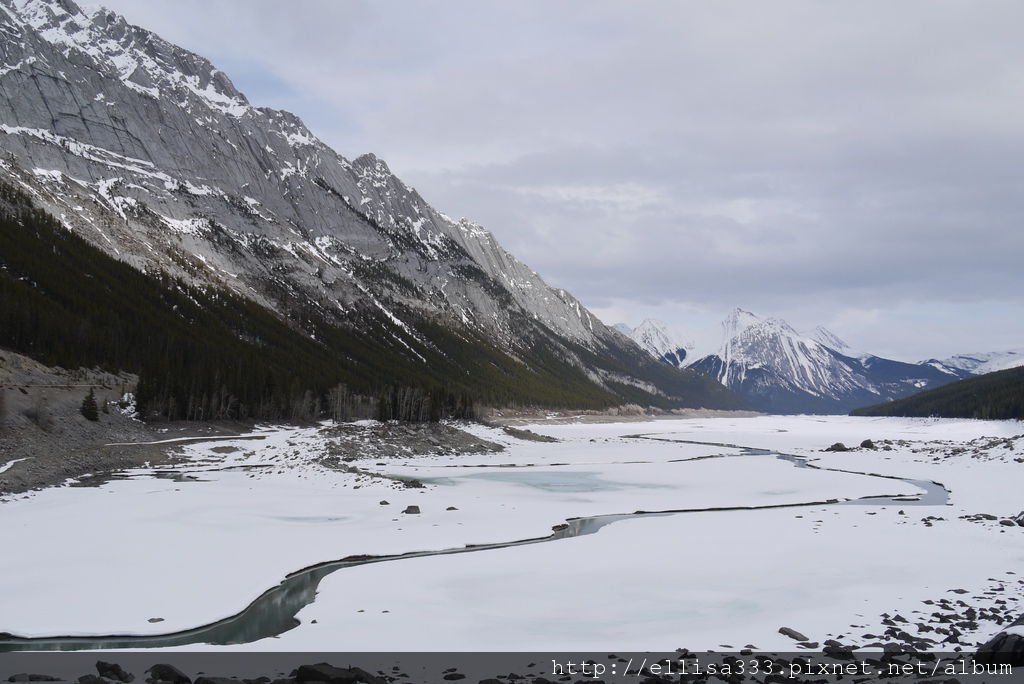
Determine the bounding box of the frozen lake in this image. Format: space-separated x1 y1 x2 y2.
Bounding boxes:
0 415 1022 651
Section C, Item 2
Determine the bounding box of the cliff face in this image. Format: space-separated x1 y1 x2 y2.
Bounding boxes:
0 0 601 344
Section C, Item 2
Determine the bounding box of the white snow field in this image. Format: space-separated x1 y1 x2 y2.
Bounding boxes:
0 415 1022 651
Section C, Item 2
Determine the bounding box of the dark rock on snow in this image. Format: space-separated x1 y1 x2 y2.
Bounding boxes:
146 665 191 684
778 626 809 641
295 663 383 684
97 662 135 683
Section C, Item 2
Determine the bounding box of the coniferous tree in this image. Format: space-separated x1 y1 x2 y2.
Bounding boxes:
80 388 99 421
0 177 653 422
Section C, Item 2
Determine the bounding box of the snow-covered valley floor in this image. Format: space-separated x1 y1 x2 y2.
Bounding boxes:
0 415 1022 652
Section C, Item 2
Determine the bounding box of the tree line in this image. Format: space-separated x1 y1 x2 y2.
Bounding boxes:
852 365 1024 420
0 180 623 422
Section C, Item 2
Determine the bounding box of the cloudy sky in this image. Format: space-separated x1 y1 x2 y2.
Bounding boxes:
100 0 1024 361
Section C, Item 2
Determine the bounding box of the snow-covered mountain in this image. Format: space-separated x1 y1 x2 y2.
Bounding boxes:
632 308 964 414
0 0 738 410
619 319 697 368
925 349 1024 376
808 325 853 355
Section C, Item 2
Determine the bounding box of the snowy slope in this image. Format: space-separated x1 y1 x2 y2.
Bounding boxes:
808 325 852 354
928 349 1024 376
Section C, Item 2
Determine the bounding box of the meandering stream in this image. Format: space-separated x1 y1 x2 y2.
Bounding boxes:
0 434 949 651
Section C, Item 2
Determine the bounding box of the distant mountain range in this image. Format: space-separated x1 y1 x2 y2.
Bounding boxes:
0 0 738 417
853 365 1024 421
614 320 698 368
924 349 1024 377
620 310 1019 414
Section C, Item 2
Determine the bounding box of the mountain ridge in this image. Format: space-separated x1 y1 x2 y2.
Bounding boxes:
621 308 969 414
0 0 739 414
925 349 1024 377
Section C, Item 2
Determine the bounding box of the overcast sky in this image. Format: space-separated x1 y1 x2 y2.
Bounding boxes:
99 0 1024 361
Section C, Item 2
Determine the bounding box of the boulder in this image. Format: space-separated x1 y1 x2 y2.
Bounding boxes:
146 665 191 684
78 677 108 684
295 664 383 684
976 630 1024 666
97 663 135 683
825 442 849 452
401 505 420 515
779 626 810 641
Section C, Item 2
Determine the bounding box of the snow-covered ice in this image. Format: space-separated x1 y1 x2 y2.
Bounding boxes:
0 416 1021 651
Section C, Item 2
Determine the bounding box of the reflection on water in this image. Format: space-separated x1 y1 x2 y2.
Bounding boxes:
0 436 950 652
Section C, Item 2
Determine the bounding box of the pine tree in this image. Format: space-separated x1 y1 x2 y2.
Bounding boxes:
80 388 99 421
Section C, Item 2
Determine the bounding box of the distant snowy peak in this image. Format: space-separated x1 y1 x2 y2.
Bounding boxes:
714 309 862 398
930 349 1024 376
625 318 694 368
623 305 972 413
680 308 963 413
721 308 763 342
808 325 850 353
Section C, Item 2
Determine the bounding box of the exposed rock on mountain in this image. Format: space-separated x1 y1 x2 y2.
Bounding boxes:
0 0 738 413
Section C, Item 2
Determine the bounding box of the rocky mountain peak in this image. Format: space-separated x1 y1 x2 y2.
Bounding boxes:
721 307 763 341
3 0 250 117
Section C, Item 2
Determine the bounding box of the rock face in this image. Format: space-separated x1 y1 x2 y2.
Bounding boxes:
0 0 736 410
0 0 588 340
